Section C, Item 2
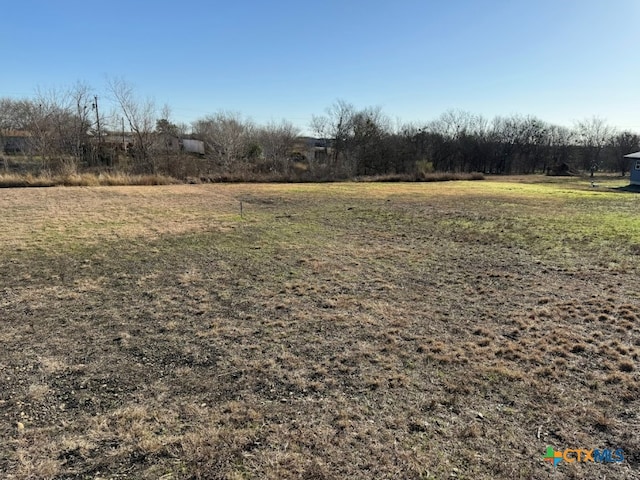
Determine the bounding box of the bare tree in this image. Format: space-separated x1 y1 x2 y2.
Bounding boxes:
66 82 93 171
575 116 615 176
155 117 180 155
349 106 391 175
309 114 331 166
107 77 158 173
543 124 574 173
310 100 355 176
427 110 488 172
309 114 329 140
0 99 35 163
609 131 640 176
492 115 549 173
255 119 300 170
1 89 94 173
0 98 35 131
430 109 487 140
30 87 80 171
192 111 253 168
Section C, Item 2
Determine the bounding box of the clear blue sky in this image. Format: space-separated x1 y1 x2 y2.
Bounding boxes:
2 0 639 133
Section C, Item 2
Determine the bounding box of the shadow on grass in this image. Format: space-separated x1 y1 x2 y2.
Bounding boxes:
612 184 640 193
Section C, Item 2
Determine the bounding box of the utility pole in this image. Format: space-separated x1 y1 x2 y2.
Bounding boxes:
93 96 102 142
93 95 102 163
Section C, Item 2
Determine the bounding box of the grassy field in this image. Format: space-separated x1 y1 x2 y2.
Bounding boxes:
0 176 639 479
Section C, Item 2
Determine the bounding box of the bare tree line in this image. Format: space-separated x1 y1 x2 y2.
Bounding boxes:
1 81 638 180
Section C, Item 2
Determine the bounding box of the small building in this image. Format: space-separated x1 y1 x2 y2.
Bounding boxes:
181 138 205 155
624 151 640 185
154 134 205 155
1 130 32 154
295 137 334 163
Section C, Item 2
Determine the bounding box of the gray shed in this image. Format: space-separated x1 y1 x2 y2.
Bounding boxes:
624 151 640 185
182 139 205 155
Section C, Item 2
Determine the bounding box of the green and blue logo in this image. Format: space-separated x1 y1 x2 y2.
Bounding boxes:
543 446 624 467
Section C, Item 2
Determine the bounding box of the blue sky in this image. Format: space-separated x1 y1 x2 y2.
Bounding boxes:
1 0 639 133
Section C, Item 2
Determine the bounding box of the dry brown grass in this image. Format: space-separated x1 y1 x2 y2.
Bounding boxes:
0 172 178 188
0 180 639 478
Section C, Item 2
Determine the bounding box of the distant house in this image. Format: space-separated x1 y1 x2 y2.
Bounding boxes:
155 135 205 155
295 137 334 162
1 130 32 154
181 138 205 155
100 133 135 151
624 151 640 186
97 133 205 156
